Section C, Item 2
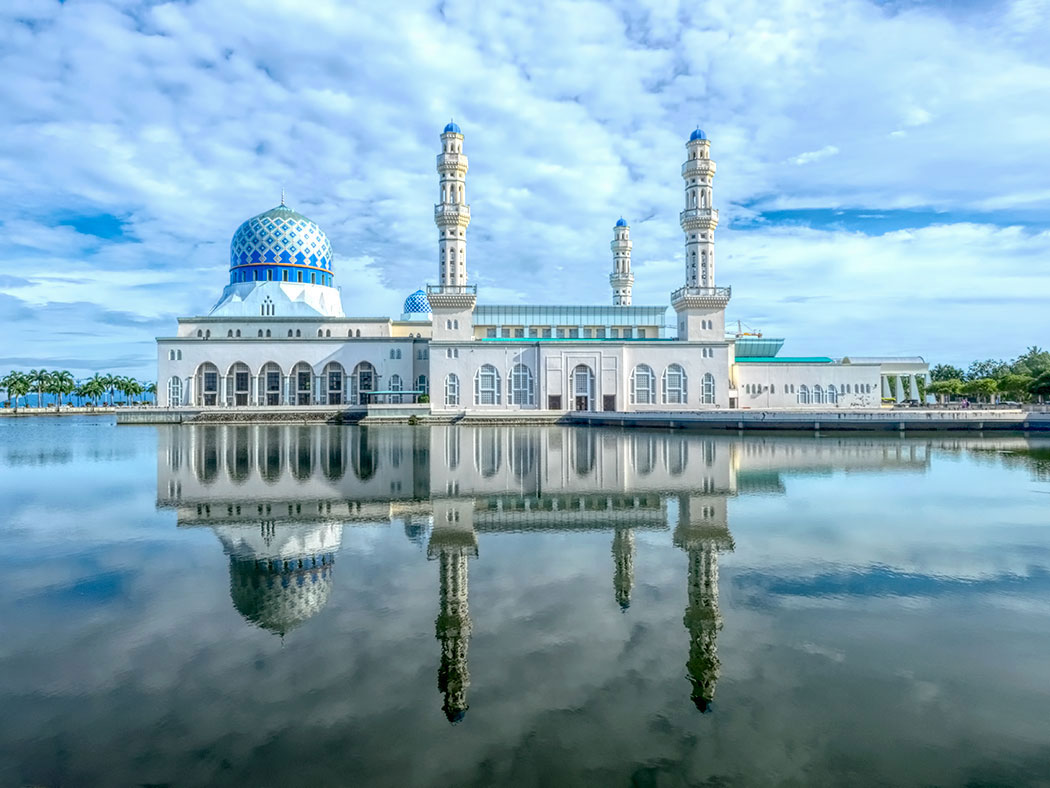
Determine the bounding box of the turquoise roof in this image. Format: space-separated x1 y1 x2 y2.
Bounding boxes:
735 357 834 364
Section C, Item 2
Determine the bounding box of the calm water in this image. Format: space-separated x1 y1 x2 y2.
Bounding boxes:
2 418 1049 787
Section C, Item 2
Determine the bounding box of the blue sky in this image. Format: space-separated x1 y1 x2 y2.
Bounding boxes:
2 0 1049 378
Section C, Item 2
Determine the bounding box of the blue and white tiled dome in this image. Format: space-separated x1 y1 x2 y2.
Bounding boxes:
403 289 431 315
229 203 334 287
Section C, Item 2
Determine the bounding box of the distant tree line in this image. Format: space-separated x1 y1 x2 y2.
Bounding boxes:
927 347 1050 404
0 370 156 411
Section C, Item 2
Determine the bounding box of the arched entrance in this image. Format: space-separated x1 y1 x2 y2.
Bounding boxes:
292 362 313 405
227 362 251 406
259 362 283 406
196 363 220 406
571 364 594 411
352 362 377 405
323 362 345 405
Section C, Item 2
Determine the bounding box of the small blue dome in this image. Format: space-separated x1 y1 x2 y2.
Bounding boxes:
689 127 707 141
443 121 462 134
615 217 627 227
403 289 431 315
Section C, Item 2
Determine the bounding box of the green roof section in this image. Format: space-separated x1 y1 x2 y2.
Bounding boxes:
735 356 834 364
733 337 785 358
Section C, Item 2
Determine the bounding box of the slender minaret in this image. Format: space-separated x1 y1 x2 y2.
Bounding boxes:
435 544 472 723
612 527 635 609
674 495 734 712
610 218 634 306
671 128 730 341
435 121 470 288
682 128 717 289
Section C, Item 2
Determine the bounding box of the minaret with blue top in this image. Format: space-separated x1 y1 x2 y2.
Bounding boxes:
610 218 634 306
435 121 470 288
672 128 730 341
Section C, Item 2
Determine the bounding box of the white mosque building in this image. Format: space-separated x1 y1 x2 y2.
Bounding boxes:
156 124 927 412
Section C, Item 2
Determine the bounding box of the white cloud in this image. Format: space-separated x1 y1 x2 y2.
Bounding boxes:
790 145 840 165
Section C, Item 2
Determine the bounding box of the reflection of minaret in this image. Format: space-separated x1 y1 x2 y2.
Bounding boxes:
612 527 635 609
674 496 733 712
429 501 477 724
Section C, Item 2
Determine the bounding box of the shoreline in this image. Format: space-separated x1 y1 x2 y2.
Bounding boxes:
106 405 1050 432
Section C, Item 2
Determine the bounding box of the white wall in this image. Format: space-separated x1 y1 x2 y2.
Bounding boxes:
733 362 881 408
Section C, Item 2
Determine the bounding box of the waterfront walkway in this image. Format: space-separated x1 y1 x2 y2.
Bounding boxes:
111 405 1050 432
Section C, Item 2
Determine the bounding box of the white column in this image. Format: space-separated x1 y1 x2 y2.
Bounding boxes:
895 376 904 402
909 375 920 401
219 376 228 407
250 376 258 406
882 376 890 399
283 375 291 405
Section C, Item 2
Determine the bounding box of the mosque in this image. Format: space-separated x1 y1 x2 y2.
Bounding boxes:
156 124 928 411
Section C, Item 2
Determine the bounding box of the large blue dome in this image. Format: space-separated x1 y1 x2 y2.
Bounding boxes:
615 217 627 227
443 121 462 134
689 127 707 141
229 204 334 287
403 289 431 315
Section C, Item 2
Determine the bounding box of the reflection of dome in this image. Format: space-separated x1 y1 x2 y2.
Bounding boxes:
689 127 707 141
443 121 462 134
229 554 334 635
229 204 334 287
402 289 431 316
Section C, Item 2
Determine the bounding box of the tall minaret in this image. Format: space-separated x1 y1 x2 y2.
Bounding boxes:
612 526 635 609
435 121 470 288
610 218 634 306
671 128 730 341
682 128 717 289
674 495 734 712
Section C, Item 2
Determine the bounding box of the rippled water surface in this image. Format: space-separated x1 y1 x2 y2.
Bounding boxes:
2 417 1050 786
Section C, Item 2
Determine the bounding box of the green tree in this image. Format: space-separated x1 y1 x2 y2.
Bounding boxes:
1 371 31 411
80 375 106 407
144 381 157 406
125 379 144 404
101 373 118 406
931 364 965 382
28 368 49 407
926 379 962 404
1011 346 1050 378
962 377 998 404
1030 371 1050 403
967 359 1007 381
50 370 75 410
997 373 1034 402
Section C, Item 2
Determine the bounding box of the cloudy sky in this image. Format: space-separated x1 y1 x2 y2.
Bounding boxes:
2 0 1049 377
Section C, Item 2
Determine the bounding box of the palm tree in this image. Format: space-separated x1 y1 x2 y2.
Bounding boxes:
81 375 106 407
28 368 49 408
145 381 157 406
101 373 119 406
126 379 145 405
51 370 75 410
1 371 31 411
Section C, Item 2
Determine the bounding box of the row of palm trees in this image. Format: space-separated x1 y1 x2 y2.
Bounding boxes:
0 370 156 411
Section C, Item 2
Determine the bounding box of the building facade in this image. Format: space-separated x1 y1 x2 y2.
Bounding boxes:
156 124 923 411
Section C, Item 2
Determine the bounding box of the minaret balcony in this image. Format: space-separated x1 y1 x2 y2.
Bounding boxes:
436 153 469 171
434 204 472 225
670 285 731 310
680 208 718 230
427 283 478 310
682 159 716 177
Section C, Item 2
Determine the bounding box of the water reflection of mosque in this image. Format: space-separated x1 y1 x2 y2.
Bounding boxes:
157 425 931 719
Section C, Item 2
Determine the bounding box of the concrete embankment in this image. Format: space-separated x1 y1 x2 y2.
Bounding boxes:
2 406 117 417
114 406 1050 431
571 409 1050 432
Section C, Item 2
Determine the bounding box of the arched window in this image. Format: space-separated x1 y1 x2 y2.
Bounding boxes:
356 329 361 337
318 329 324 337
167 376 182 406
227 330 233 338
324 362 344 405
258 330 263 337
325 329 331 337
389 374 403 403
702 372 715 404
827 384 838 404
813 384 825 405
288 330 293 337
630 364 656 404
474 365 501 405
473 429 501 478
445 373 460 406
663 364 687 404
265 330 271 338
510 363 534 406
798 384 811 405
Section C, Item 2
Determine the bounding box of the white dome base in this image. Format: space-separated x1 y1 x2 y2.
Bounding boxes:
210 281 345 318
